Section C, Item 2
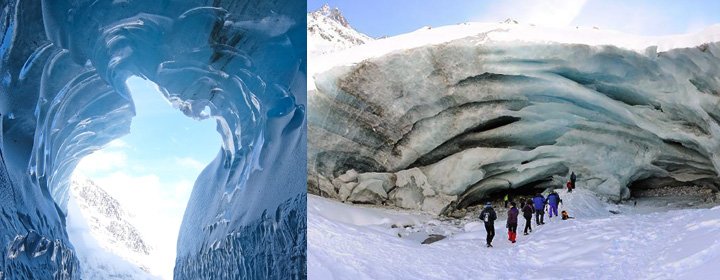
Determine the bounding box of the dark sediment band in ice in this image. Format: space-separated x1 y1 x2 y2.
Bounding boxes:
309 37 720 214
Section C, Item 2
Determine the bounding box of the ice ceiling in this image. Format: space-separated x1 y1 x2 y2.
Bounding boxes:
1 0 306 279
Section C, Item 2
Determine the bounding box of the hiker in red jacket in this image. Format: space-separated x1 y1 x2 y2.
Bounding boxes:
506 202 519 243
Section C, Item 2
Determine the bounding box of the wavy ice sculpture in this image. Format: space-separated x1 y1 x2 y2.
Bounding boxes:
308 23 720 215
0 0 306 278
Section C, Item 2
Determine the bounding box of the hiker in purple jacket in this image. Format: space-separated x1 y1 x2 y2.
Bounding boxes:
522 199 534 235
506 202 519 243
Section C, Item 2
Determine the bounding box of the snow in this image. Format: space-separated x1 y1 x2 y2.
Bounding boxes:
66 193 159 280
309 192 430 227
69 172 182 279
309 22 720 90
308 5 373 57
308 194 720 279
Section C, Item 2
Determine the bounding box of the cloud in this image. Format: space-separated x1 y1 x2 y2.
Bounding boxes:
175 157 206 171
92 172 162 211
477 0 588 27
76 150 128 173
131 165 147 172
172 180 194 201
106 139 130 149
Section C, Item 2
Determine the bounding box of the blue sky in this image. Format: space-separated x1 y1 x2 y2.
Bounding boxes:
308 0 720 38
76 76 220 278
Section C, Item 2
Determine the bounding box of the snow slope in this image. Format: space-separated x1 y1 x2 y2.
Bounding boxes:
308 4 373 57
69 173 156 277
308 194 720 279
66 193 158 280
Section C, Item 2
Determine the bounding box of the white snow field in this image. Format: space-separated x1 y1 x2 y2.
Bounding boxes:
66 194 158 280
308 193 720 280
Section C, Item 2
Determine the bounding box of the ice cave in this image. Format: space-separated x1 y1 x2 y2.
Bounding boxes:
0 0 306 279
307 22 720 215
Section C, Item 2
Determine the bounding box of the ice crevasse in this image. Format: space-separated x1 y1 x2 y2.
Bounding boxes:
0 0 306 279
308 23 720 214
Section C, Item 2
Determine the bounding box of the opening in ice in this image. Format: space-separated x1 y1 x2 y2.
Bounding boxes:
68 76 220 279
1 1 307 278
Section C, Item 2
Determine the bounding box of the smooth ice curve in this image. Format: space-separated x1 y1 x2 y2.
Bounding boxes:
1 0 306 278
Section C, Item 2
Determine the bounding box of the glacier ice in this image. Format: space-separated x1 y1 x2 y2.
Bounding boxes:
308 26 720 215
1 0 306 278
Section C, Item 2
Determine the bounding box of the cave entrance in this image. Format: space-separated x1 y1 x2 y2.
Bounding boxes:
480 179 558 209
69 76 221 279
627 176 719 209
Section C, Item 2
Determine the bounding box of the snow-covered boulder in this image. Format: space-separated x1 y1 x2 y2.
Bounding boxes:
339 182 359 202
421 194 456 215
395 168 436 195
389 185 425 209
337 169 359 183
357 172 397 193
318 175 340 199
349 180 388 204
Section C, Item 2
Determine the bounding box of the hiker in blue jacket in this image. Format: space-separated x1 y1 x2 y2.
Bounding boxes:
547 190 562 218
532 193 546 225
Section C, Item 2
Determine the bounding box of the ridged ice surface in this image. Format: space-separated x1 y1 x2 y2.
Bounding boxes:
174 195 306 279
308 25 720 213
1 0 306 278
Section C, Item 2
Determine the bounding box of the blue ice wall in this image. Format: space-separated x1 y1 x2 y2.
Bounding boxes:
0 0 306 278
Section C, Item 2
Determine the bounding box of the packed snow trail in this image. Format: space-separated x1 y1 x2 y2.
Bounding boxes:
308 194 720 279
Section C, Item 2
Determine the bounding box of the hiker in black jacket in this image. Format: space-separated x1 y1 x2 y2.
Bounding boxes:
522 199 534 235
479 202 497 247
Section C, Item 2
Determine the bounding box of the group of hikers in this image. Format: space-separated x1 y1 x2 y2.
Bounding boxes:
479 172 577 248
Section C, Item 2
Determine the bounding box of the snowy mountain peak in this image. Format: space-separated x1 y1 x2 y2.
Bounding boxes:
308 4 373 57
313 4 351 28
502 18 519 24
70 173 154 273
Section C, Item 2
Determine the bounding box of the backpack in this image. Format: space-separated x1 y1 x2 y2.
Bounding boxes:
482 211 490 222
